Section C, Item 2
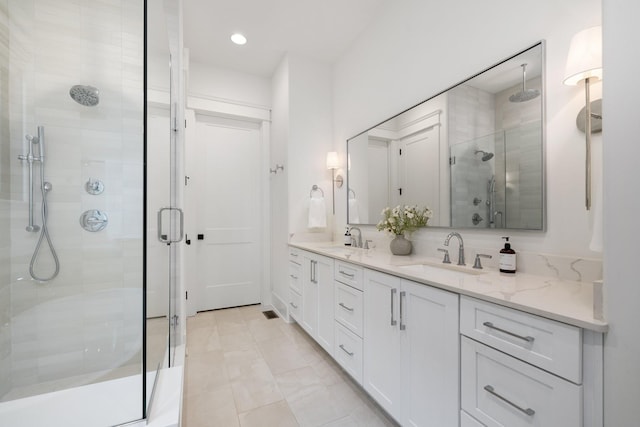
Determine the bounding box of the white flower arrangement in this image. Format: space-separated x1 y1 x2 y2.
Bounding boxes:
376 205 433 236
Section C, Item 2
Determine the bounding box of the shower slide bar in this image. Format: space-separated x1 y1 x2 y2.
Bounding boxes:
18 127 44 232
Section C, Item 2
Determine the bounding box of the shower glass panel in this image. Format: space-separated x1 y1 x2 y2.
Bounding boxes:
0 0 146 426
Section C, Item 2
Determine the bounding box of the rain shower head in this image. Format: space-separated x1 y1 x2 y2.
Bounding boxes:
509 63 540 103
69 85 99 106
475 150 494 161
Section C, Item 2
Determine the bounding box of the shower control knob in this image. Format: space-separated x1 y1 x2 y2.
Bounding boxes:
80 209 108 232
85 178 104 195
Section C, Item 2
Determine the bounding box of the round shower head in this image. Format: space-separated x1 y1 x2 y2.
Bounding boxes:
509 63 539 103
475 150 494 161
69 85 99 107
509 89 540 103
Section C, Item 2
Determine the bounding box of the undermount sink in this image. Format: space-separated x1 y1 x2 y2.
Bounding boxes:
397 261 486 277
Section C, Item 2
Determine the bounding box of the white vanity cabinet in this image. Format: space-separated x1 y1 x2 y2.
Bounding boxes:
363 269 460 426
333 260 365 383
459 296 601 427
288 248 302 321
297 251 334 355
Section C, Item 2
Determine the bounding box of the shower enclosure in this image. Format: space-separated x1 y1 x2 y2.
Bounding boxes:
0 0 183 425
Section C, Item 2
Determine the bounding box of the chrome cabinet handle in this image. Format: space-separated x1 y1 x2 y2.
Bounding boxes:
290 252 299 257
483 321 535 343
339 344 354 357
390 288 397 326
339 270 355 278
312 260 317 283
399 291 406 330
290 274 298 279
484 385 535 416
338 302 354 312
290 302 298 309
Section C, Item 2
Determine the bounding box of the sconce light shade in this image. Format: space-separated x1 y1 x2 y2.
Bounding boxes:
326 151 339 170
563 26 603 86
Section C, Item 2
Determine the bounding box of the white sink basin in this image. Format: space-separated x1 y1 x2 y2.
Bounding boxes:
397 261 486 277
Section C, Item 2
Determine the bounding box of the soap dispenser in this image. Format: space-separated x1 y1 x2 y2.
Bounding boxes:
499 237 516 273
344 227 352 246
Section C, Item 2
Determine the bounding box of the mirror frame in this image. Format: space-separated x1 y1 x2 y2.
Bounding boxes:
346 41 546 231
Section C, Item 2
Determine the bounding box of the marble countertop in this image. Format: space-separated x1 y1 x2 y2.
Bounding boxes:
289 242 608 332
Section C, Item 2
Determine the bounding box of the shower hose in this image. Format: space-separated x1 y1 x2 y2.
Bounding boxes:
29 161 60 282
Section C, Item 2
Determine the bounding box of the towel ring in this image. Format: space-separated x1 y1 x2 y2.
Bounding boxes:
310 184 324 198
348 188 356 199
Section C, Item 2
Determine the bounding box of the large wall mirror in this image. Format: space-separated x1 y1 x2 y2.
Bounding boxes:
347 42 545 230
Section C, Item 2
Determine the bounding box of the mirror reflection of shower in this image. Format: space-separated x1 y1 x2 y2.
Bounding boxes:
509 63 540 103
18 125 60 281
475 150 494 161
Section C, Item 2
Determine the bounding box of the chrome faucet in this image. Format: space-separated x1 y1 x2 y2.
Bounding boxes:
444 232 465 265
349 227 362 248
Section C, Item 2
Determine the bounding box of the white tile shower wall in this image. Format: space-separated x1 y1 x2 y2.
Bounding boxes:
4 0 144 398
448 85 495 227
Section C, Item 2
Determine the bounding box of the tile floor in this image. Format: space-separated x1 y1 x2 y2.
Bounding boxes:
182 304 399 427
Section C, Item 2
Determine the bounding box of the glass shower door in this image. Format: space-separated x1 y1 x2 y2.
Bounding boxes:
0 0 146 426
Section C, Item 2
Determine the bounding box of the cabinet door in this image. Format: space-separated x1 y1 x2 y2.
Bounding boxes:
400 279 459 427
363 270 402 420
315 254 334 355
301 254 318 336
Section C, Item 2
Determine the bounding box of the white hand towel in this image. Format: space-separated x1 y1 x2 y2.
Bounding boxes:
348 198 360 223
308 196 327 228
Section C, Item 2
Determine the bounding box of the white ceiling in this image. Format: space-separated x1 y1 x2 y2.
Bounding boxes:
182 0 387 77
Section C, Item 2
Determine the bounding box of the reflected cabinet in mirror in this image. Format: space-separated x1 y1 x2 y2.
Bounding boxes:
347 42 545 230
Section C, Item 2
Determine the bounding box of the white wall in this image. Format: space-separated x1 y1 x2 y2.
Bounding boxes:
287 54 334 239
188 61 271 108
332 0 602 260
602 0 640 424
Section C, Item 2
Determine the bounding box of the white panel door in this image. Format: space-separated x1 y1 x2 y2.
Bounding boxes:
192 114 262 311
399 127 440 222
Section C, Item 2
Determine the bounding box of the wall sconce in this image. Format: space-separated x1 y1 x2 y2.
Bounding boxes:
326 151 343 214
563 26 603 211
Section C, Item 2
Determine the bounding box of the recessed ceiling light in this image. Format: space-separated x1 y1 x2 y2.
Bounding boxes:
231 33 247 45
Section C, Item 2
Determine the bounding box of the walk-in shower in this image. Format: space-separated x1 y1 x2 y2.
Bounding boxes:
0 0 184 426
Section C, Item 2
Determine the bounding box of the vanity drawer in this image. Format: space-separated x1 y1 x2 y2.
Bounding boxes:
461 337 582 427
289 261 302 295
460 296 582 383
289 247 302 265
334 321 363 384
334 261 363 290
289 288 302 321
334 281 363 337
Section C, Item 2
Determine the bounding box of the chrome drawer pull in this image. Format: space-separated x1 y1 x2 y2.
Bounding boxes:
483 321 535 343
290 274 298 279
339 302 354 312
290 252 298 257
484 385 535 416
339 270 355 278
399 291 406 330
339 344 354 357
290 302 298 309
390 288 397 326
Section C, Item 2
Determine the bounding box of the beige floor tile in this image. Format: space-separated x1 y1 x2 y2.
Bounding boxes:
238 399 299 427
183 308 398 427
184 351 228 396
275 366 325 402
184 384 240 427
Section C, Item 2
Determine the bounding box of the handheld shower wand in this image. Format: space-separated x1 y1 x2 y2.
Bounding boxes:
19 126 60 282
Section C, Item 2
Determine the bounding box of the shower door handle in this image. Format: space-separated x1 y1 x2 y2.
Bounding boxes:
157 207 184 244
